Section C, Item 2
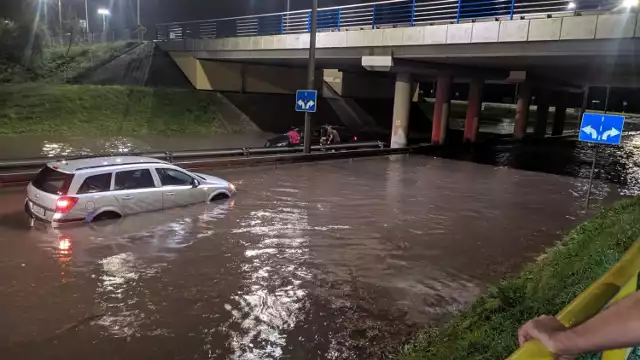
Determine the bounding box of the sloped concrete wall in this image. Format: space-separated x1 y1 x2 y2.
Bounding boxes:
169 52 321 94
322 69 395 99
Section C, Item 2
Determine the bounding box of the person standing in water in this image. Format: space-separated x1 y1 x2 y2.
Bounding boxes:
287 126 301 146
326 125 341 145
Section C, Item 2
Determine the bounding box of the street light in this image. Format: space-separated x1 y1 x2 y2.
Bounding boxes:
98 8 110 33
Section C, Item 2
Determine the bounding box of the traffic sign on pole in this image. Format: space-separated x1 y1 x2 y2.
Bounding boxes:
295 90 317 113
579 112 625 210
578 113 625 145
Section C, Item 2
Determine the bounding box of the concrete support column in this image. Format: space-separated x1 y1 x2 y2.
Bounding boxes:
432 76 452 145
464 78 483 143
579 86 590 120
390 73 412 148
534 90 550 137
514 83 531 139
552 91 568 136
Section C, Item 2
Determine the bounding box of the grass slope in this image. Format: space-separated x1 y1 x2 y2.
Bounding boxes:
399 198 640 360
0 84 223 135
0 42 135 84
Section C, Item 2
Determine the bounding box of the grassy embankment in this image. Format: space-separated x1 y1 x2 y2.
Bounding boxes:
0 84 223 135
0 42 224 136
399 198 640 360
0 41 136 83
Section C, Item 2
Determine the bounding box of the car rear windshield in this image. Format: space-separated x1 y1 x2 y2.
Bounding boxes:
32 166 74 195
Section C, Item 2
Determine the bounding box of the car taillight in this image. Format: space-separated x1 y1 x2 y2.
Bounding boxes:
55 196 79 214
353 136 358 141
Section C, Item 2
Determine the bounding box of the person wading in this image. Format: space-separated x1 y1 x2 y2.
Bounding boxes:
326 125 341 145
287 126 300 146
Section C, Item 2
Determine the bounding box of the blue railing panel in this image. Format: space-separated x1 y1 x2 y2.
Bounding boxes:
217 19 237 38
458 0 513 21
373 2 414 27
317 9 341 31
155 0 624 41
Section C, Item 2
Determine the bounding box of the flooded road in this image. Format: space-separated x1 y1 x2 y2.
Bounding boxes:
0 155 624 359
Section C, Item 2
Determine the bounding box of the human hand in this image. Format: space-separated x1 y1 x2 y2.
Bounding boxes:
518 315 576 360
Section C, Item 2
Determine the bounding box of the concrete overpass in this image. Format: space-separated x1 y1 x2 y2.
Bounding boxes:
156 0 640 146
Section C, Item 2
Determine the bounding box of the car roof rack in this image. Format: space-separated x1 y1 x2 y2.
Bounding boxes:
74 161 165 172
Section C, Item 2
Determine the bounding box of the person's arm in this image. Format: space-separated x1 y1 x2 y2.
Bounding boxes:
519 290 640 356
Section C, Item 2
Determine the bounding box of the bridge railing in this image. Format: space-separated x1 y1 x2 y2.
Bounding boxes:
508 241 640 359
156 0 631 40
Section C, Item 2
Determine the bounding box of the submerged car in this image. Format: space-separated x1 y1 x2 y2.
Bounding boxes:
25 156 236 226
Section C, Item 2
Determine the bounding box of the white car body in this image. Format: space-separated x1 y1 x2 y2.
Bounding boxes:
25 156 236 227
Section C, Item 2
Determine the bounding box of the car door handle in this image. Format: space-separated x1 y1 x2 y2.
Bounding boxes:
121 195 134 200
165 192 175 196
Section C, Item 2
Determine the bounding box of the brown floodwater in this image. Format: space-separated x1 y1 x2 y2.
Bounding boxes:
0 156 623 359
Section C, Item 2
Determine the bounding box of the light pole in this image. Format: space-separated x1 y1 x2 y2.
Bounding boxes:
303 0 318 154
98 8 110 33
137 0 143 41
284 0 290 31
58 0 62 33
85 0 90 34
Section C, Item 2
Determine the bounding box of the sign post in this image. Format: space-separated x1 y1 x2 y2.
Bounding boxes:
578 112 625 209
303 0 318 154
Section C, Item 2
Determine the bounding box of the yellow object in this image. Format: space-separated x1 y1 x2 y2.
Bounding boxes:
508 241 640 360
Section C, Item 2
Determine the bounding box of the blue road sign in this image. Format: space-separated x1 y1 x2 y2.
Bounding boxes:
578 112 625 145
295 90 317 112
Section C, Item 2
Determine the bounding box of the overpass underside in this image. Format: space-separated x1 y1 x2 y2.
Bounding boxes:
161 11 640 147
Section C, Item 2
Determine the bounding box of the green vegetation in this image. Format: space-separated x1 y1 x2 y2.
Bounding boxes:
0 41 136 83
399 198 640 360
0 1 231 138
0 84 223 135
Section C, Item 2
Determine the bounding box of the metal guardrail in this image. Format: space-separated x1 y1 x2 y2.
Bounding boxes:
0 141 386 170
156 0 630 40
508 241 640 359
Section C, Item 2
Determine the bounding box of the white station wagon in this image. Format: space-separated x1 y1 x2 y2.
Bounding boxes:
25 156 236 226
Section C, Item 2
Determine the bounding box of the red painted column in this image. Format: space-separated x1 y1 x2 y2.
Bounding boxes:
514 83 531 139
464 78 483 143
432 76 452 145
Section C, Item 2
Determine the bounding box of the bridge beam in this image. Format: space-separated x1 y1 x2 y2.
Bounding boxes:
432 76 452 145
464 78 483 143
391 73 412 148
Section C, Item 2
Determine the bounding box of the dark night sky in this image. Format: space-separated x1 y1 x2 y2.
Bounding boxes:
1 1 376 31
150 0 376 24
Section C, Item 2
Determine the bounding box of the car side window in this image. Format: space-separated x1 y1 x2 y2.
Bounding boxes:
156 168 193 187
114 169 155 190
77 173 112 194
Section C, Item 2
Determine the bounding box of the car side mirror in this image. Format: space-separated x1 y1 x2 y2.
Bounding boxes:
192 178 200 188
